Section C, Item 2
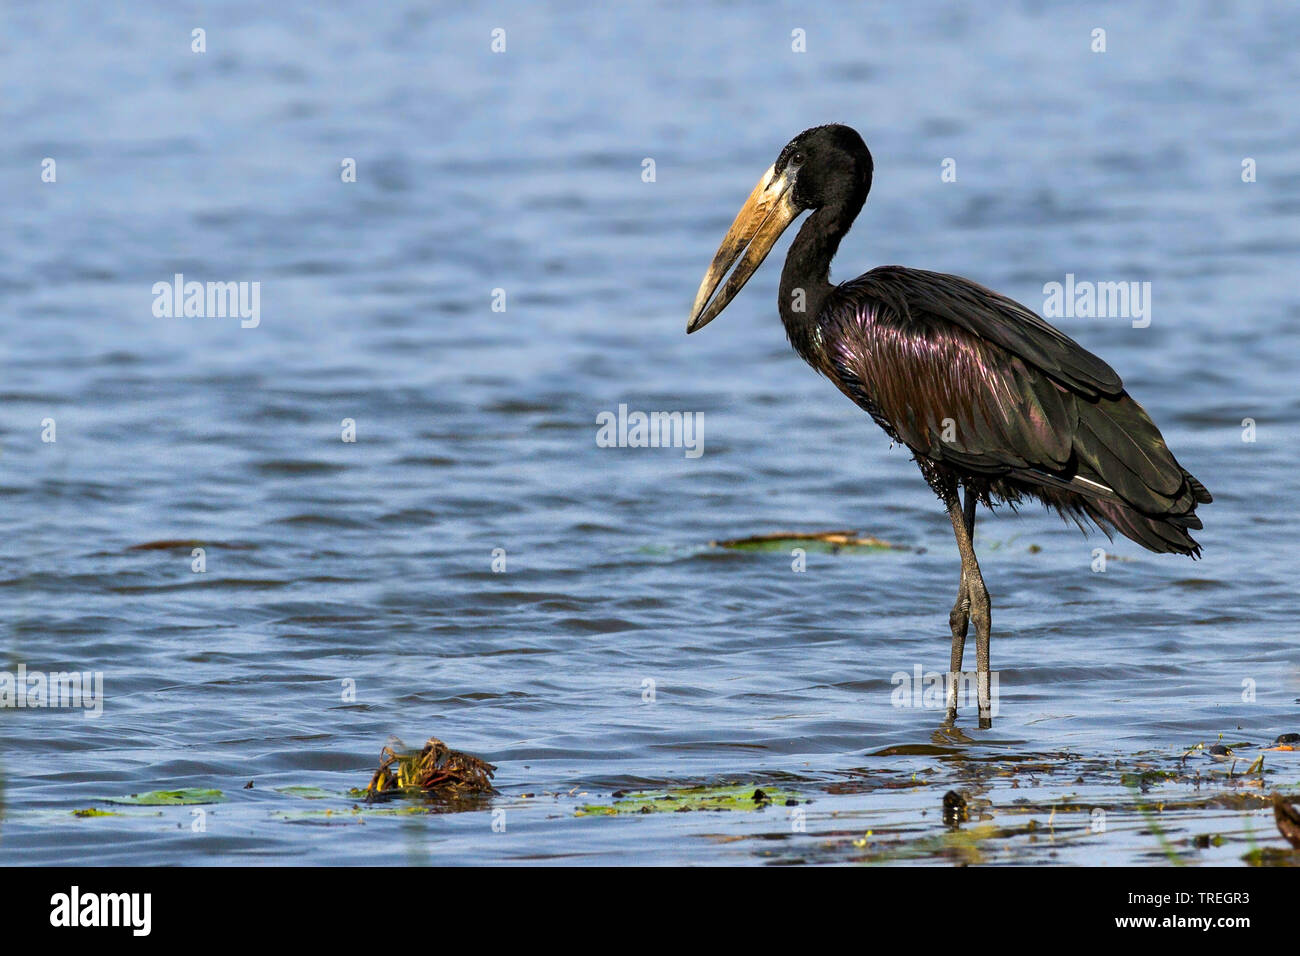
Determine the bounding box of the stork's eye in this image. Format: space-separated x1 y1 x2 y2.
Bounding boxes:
791 151 805 166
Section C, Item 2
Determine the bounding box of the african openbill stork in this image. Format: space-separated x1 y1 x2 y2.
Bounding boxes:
686 124 1211 727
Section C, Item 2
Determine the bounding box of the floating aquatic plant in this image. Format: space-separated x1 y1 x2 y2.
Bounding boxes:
576 784 802 816
710 530 909 553
106 788 226 806
365 737 496 799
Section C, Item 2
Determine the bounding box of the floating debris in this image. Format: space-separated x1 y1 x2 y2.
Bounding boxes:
365 737 496 800
942 790 969 825
127 539 205 551
710 530 911 553
1274 794 1300 849
1182 739 1251 762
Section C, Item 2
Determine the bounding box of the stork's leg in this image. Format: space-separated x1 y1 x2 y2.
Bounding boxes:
945 490 992 728
944 490 977 723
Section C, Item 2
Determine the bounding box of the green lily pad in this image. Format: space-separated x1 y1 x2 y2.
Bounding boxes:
275 786 334 800
106 788 226 806
72 808 122 817
576 784 803 816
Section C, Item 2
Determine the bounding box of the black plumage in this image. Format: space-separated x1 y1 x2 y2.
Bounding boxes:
813 266 1210 557
686 124 1210 726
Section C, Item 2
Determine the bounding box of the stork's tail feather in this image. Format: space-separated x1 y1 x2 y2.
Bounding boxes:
1182 469 1212 504
1081 496 1204 558
1007 392 1210 557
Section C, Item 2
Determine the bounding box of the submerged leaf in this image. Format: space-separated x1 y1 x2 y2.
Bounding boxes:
275 786 334 800
107 788 226 806
711 530 909 553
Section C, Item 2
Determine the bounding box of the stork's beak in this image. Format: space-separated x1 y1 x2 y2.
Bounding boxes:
686 163 801 334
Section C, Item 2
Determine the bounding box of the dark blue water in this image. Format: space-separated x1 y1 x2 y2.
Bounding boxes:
2 1 1298 864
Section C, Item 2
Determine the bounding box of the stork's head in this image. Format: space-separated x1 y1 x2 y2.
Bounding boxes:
686 124 873 333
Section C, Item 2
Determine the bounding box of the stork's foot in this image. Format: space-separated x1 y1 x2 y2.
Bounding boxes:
943 680 994 727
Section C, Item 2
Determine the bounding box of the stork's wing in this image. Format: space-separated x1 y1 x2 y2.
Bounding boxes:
820 267 1209 543
851 266 1124 398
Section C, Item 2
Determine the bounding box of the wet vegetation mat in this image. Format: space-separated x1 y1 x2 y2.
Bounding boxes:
19 733 1299 865
704 736 1300 866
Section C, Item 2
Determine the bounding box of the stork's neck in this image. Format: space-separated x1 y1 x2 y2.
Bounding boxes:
778 199 860 361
